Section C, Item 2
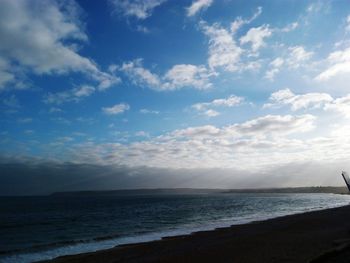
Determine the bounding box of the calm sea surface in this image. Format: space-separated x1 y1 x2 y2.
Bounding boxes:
1 193 350 263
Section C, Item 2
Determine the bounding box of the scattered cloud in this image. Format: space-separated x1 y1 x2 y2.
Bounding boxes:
346 15 350 32
18 118 33 124
120 59 161 88
324 94 350 118
186 0 213 17
265 46 313 81
140 109 159 114
202 109 220 117
44 85 95 104
76 117 95 124
200 7 267 73
229 114 315 137
3 1 350 193
230 7 262 34
264 89 350 120
192 94 244 117
264 57 284 81
200 21 243 72
49 107 63 113
163 64 214 90
62 114 316 169
110 0 166 20
194 95 244 109
240 25 272 53
120 59 214 90
286 46 313 69
51 117 71 125
280 22 298 32
0 57 15 90
264 88 333 111
135 131 150 137
2 95 20 108
0 0 118 91
24 130 35 135
102 103 130 115
315 46 350 81
136 25 150 33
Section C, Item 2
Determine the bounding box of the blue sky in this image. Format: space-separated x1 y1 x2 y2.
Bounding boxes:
2 0 350 193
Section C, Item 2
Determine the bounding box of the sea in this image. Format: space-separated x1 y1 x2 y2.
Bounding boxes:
1 192 350 263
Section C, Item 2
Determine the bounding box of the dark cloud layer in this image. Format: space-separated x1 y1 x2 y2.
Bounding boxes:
0 156 346 196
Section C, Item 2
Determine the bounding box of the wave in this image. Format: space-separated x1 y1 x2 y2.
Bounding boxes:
1 194 350 263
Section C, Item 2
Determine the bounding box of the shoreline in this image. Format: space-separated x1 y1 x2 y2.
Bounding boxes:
40 203 350 263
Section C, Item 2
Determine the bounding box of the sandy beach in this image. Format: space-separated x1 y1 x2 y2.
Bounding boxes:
41 203 350 263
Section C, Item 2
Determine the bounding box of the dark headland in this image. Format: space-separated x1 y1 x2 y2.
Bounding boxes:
38 188 350 263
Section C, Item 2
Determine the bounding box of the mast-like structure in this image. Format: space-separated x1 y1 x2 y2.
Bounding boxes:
342 171 350 192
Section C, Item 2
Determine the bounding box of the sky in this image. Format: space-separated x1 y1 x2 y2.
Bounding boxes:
2 0 350 195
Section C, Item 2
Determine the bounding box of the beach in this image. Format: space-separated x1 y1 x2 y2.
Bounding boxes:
42 203 350 263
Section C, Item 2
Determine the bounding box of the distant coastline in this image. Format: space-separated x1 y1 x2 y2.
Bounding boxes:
50 186 349 197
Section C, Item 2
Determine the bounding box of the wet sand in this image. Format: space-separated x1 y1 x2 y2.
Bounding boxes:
42 204 350 263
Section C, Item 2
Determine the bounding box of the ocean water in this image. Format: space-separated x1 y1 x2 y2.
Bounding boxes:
1 192 350 263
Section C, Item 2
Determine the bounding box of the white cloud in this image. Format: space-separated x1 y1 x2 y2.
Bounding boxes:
264 68 279 81
270 57 284 68
192 94 244 117
280 22 298 32
135 131 149 137
44 85 95 104
120 59 213 90
286 46 313 69
2 95 20 108
186 0 213 17
324 94 350 118
49 107 63 113
51 117 71 125
0 57 15 89
200 7 266 73
95 72 120 91
120 59 161 88
230 7 262 34
163 64 214 90
265 46 313 81
346 15 350 32
170 125 221 138
264 88 333 111
18 118 33 124
0 0 118 90
201 22 243 72
171 114 314 139
140 109 159 114
102 103 130 115
110 0 166 20
203 109 220 117
315 46 350 81
136 25 150 33
240 25 272 53
306 2 324 13
228 114 315 137
264 58 284 81
208 95 244 107
67 114 316 169
264 89 350 120
49 136 75 147
74 85 95 97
